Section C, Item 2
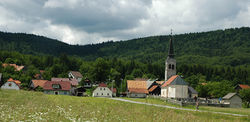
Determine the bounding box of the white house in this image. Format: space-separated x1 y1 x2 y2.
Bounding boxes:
1 78 21 90
92 83 112 97
68 71 83 83
161 75 189 98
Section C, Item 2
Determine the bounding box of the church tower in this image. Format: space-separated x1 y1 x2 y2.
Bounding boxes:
165 31 176 81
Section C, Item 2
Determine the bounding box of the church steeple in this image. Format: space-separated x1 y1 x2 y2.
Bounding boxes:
168 30 174 58
165 29 176 81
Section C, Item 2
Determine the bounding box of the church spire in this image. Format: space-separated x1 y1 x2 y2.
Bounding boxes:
168 29 174 58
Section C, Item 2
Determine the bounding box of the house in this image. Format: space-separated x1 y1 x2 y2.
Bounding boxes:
83 78 92 88
51 78 79 87
235 84 250 92
222 93 242 108
75 86 86 96
43 81 71 95
148 80 162 95
92 83 112 97
127 80 148 98
68 71 83 82
2 63 24 71
161 75 189 98
1 78 21 90
188 86 198 98
30 80 48 90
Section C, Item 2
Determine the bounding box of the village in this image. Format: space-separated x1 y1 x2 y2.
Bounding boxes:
0 36 249 109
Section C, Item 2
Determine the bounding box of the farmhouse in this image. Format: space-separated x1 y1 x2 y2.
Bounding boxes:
68 71 83 83
1 78 21 90
222 93 242 108
43 81 71 95
30 80 48 90
127 80 148 98
92 83 112 97
161 75 189 98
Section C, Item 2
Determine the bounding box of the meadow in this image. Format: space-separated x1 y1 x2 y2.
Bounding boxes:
0 90 249 121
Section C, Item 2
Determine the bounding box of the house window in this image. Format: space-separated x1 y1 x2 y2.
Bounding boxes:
8 83 12 87
100 88 102 90
97 93 98 95
107 93 109 96
172 64 175 70
104 88 105 90
55 91 59 95
168 64 171 69
52 84 60 89
102 93 103 96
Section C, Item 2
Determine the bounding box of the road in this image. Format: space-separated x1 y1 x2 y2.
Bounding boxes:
110 98 248 117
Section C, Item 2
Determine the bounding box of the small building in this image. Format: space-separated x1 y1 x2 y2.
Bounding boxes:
30 80 48 90
83 78 92 88
68 71 83 83
235 84 250 92
127 80 148 98
148 85 161 95
92 83 112 97
188 86 198 98
222 93 242 108
1 78 21 90
161 75 189 99
43 81 71 95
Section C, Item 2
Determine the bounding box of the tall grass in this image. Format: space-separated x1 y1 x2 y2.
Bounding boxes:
0 90 249 121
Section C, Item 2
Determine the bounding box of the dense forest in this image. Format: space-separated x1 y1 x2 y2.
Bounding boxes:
1 27 250 66
0 27 250 98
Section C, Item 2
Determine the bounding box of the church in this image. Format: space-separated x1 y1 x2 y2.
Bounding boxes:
161 33 191 99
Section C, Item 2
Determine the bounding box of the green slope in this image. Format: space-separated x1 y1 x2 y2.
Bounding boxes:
0 27 250 66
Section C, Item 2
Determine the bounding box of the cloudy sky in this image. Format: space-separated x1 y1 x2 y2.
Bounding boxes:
0 0 250 45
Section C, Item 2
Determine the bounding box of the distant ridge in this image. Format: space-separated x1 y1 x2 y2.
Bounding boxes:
0 27 250 66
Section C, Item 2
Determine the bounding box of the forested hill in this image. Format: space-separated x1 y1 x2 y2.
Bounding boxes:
0 27 250 66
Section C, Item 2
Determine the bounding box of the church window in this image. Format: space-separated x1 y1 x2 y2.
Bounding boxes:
168 64 171 69
172 65 175 70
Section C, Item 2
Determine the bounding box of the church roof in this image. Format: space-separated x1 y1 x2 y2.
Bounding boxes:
162 75 188 87
168 35 174 58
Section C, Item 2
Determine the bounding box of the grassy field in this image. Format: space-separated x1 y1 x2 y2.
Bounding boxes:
0 90 249 121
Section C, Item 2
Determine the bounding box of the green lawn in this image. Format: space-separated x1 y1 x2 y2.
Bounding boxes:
0 90 249 121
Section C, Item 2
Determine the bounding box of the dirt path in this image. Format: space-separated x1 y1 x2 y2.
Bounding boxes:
110 98 248 117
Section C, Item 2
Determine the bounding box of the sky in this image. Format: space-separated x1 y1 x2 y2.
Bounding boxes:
0 0 250 45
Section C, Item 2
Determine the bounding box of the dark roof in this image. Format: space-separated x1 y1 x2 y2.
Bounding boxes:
162 75 188 87
168 35 174 58
188 86 198 94
222 93 239 100
69 71 83 78
43 81 71 91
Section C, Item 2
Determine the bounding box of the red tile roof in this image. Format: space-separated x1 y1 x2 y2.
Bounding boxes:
69 71 83 78
239 84 250 89
43 81 71 91
51 78 79 86
31 80 48 88
99 83 107 87
2 63 24 71
149 85 158 92
128 88 149 94
127 80 148 94
161 75 178 87
7 78 21 85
